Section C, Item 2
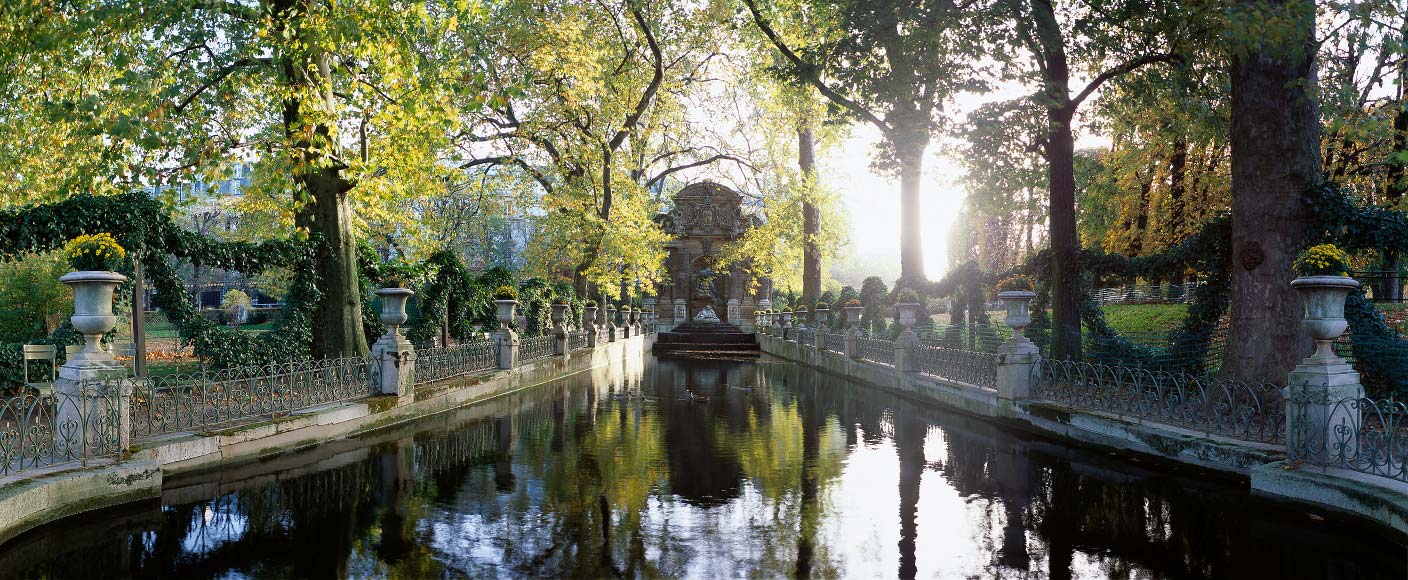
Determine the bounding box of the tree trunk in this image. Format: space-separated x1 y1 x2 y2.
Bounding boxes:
1223 0 1319 381
1168 138 1188 297
1046 106 1082 359
895 131 928 287
279 1 368 359
799 125 821 308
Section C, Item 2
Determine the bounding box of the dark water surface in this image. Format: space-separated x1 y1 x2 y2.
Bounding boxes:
2 355 1404 579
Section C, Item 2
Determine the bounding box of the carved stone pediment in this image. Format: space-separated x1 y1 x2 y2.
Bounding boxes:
665 181 746 238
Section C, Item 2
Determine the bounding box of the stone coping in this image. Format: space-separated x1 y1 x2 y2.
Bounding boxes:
0 334 651 548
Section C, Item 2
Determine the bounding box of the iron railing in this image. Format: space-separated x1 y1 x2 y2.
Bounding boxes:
913 344 997 389
822 332 847 355
0 384 124 475
857 337 895 366
797 327 816 345
1287 392 1408 483
569 330 589 351
415 341 496 385
520 335 554 362
1035 359 1285 444
129 356 376 438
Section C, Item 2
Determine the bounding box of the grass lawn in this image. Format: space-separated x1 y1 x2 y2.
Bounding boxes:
1096 303 1189 335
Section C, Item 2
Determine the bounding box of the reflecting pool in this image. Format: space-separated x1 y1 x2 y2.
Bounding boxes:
2 355 1403 579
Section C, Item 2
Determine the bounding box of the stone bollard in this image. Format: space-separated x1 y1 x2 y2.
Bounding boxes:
673 299 687 328
551 303 569 356
894 302 920 373
494 299 519 370
1286 275 1363 463
372 288 417 397
57 270 132 453
727 298 741 326
995 290 1040 400
843 305 863 358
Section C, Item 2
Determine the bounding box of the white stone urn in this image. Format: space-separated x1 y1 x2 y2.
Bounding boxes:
61 270 128 363
375 288 415 337
494 299 517 331
998 290 1037 342
895 302 920 330
814 307 830 330
584 305 599 328
1290 275 1360 363
843 306 863 329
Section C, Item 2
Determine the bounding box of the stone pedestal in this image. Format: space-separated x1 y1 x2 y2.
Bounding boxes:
845 327 861 359
673 299 687 328
371 336 415 397
727 299 741 326
56 361 131 455
496 330 519 370
1286 360 1364 462
996 290 1039 401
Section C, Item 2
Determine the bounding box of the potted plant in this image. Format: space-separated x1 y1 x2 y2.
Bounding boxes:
493 285 518 330
895 288 921 329
1291 244 1359 362
996 275 1037 341
61 233 128 363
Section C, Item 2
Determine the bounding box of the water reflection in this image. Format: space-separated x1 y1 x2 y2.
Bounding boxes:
1 356 1404 579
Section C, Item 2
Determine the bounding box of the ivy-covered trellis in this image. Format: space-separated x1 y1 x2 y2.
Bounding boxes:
0 192 319 371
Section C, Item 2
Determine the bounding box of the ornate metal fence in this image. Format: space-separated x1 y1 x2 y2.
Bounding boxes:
569 330 589 351
857 337 895 366
0 384 124 475
822 332 847 355
913 344 997 389
415 341 496 386
129 356 375 438
1035 359 1285 444
797 327 816 345
1287 393 1408 483
520 335 555 362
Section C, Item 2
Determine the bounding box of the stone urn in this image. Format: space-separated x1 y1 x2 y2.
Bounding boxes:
896 302 920 330
814 307 831 329
584 305 599 328
843 306 863 330
375 288 415 336
551 303 569 331
781 310 794 328
494 299 517 331
998 290 1037 342
605 306 618 328
1291 275 1361 363
61 270 128 363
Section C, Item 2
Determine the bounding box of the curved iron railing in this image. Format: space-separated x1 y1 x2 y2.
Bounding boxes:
130 356 375 438
913 344 997 389
822 333 847 355
415 341 496 386
1035 359 1285 444
520 335 554 362
0 383 123 475
569 330 589 351
1287 392 1408 483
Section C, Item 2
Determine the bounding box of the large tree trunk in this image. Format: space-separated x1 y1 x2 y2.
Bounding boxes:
279 1 368 359
799 125 821 308
895 131 928 287
1223 0 1319 381
1168 138 1188 296
1046 106 1082 359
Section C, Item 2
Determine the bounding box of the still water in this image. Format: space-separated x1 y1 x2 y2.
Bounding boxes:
1 355 1403 579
